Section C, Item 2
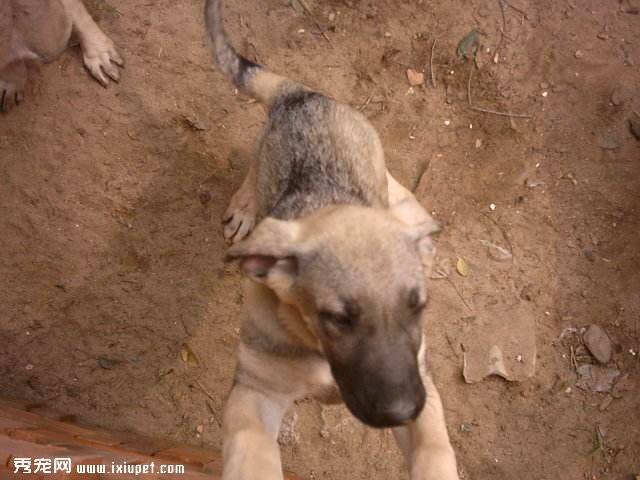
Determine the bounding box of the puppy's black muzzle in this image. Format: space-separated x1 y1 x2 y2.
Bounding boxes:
330 339 426 428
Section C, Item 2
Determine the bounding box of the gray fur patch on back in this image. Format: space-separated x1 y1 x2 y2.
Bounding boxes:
256 91 387 220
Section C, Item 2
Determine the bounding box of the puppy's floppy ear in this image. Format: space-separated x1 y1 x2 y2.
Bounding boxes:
407 220 439 276
388 194 441 274
226 217 303 287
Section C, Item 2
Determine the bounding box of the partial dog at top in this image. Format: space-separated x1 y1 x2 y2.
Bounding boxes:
205 0 460 478
0 0 123 112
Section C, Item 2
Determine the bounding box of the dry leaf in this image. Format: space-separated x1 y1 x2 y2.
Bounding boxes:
480 240 512 262
406 68 425 86
456 257 470 277
180 343 200 368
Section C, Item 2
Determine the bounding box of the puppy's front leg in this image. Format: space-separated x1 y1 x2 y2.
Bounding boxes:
223 156 258 244
223 382 291 480
393 372 459 480
58 0 123 86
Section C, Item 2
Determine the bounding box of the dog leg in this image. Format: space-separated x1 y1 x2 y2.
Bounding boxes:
58 0 123 86
393 366 459 480
0 61 26 112
223 157 258 244
223 382 290 480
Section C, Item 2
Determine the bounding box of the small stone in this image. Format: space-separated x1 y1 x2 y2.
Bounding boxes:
459 423 473 432
406 68 425 86
597 32 609 40
598 135 620 150
475 138 482 149
584 249 595 262
574 50 584 59
583 324 612 363
196 424 204 434
384 31 391 38
610 88 626 106
328 12 336 22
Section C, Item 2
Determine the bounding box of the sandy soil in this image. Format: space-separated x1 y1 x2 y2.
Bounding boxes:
1 0 639 478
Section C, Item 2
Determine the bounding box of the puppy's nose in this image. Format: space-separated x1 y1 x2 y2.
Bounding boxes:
376 398 421 426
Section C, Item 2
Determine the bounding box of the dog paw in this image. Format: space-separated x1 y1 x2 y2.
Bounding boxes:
0 79 25 113
81 34 124 87
222 193 257 244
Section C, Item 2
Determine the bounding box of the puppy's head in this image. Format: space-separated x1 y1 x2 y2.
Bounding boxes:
228 205 438 428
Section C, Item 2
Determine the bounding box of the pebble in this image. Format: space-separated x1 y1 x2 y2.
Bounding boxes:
583 324 612 364
584 249 595 262
574 50 584 59
598 135 620 150
610 88 626 106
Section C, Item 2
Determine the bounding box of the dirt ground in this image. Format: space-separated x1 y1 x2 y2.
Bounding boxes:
1 0 639 478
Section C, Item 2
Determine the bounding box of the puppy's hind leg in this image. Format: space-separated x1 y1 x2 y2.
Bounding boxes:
223 156 258 244
58 0 123 86
223 382 290 480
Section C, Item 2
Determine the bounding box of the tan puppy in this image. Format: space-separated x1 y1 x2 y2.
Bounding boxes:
0 0 123 112
205 0 460 479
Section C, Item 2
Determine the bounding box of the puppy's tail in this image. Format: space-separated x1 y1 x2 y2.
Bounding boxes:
205 0 297 105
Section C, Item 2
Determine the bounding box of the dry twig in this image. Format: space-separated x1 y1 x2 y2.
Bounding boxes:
501 0 529 18
446 277 473 311
295 0 332 46
480 212 514 261
430 39 437 88
193 379 217 403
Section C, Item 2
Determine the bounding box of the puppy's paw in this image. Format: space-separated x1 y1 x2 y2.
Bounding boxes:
0 78 24 112
223 193 257 244
81 33 124 87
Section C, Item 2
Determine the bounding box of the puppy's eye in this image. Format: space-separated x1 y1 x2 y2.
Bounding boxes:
408 288 427 314
319 311 355 330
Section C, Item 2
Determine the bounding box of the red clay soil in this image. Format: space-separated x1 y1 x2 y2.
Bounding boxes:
0 0 639 479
